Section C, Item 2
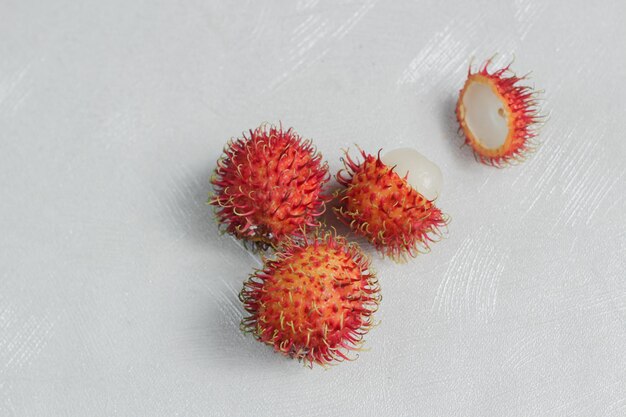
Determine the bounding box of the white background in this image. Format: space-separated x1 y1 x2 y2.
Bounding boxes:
1 1 625 416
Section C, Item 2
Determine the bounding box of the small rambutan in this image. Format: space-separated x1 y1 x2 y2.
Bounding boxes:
239 231 380 367
210 124 330 249
334 148 448 261
456 57 545 166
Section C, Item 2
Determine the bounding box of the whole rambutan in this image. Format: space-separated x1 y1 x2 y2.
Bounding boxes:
210 124 330 249
239 231 380 367
334 148 448 261
456 56 545 166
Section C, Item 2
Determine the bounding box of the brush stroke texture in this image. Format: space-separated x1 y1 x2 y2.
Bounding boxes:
1 0 625 416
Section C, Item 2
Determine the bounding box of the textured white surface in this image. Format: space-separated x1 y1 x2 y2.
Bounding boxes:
1 1 626 416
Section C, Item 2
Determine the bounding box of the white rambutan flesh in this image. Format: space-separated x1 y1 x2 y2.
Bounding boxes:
461 80 509 150
380 148 443 201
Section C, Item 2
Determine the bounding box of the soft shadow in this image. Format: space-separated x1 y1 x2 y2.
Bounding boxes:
438 93 477 170
161 160 259 259
322 180 383 261
187 298 292 372
162 161 288 368
170 162 220 245
320 180 354 236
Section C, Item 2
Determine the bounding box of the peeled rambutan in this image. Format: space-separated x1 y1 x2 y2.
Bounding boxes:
334 148 448 261
210 124 330 249
456 57 545 166
239 231 380 367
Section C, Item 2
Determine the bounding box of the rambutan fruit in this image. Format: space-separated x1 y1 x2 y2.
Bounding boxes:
456 57 544 166
334 148 448 261
239 231 380 367
210 124 330 249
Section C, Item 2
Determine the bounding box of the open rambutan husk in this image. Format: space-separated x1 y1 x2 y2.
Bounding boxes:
239 230 380 367
456 57 546 167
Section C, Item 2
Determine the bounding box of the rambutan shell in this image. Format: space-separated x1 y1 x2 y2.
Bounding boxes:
210 124 330 249
334 149 448 261
239 231 380 367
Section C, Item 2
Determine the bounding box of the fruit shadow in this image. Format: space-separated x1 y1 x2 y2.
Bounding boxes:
170 166 379 370
321 181 379 260
323 182 367 240
163 163 290 369
438 93 477 170
162 161 271 258
191 294 294 371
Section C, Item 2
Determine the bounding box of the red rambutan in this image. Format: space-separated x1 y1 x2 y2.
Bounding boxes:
456 57 545 166
239 231 380 367
210 124 330 249
334 148 448 261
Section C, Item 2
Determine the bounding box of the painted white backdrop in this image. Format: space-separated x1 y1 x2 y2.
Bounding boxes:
1 1 625 416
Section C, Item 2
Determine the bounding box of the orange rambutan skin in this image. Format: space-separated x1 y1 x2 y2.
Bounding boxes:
210 124 330 249
335 150 448 261
456 58 543 166
239 232 380 367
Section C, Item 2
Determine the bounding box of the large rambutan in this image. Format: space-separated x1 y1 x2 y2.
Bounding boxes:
210 124 330 249
334 148 448 261
456 57 545 166
239 231 380 367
